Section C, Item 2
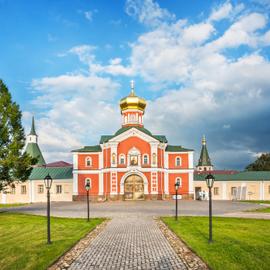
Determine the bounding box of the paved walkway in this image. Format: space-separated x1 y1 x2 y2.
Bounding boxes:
69 217 187 270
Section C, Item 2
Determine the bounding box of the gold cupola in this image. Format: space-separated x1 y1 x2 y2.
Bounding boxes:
120 80 146 113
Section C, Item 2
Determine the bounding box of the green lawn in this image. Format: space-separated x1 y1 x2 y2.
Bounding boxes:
0 212 104 270
0 203 28 208
240 200 270 204
162 216 270 270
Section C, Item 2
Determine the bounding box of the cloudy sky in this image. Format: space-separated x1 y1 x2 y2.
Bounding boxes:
1 0 270 169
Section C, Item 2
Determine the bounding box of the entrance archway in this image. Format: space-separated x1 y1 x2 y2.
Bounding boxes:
124 174 144 200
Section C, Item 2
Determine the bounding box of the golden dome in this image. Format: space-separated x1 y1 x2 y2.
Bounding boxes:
119 82 146 112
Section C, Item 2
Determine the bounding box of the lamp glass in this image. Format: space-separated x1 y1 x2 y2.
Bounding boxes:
85 180 91 191
175 180 180 191
205 174 215 188
44 174 53 190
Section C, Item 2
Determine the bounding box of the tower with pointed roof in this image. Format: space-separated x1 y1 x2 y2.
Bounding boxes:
25 116 46 166
196 135 213 171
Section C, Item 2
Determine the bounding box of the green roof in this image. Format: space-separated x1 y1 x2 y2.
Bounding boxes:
25 143 46 166
100 126 168 143
194 171 270 181
29 167 73 180
72 145 102 153
197 143 212 166
165 145 193 152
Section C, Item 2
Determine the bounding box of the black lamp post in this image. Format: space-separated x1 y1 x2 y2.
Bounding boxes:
85 179 91 222
205 173 215 243
44 173 53 244
175 179 180 221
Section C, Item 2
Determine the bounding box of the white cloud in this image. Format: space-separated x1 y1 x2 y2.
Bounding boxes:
84 11 93 21
125 0 175 27
69 45 96 65
209 1 233 21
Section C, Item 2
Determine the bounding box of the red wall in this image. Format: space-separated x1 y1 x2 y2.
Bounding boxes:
168 173 189 195
78 154 99 170
78 174 99 195
168 153 189 169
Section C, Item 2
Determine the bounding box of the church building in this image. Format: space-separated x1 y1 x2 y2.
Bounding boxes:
72 83 194 201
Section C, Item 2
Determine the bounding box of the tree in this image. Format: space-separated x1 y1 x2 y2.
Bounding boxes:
245 153 270 171
0 80 36 192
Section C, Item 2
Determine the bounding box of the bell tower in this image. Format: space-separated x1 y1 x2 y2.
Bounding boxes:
119 81 146 127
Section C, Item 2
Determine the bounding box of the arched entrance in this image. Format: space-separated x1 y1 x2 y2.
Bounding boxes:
124 174 144 200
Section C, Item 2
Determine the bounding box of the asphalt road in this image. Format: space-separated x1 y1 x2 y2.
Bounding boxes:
3 200 267 218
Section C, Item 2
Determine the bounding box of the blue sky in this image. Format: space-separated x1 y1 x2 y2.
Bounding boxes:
1 0 270 169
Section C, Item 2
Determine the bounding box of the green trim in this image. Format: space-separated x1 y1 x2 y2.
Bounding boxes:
71 145 102 153
29 167 73 180
194 171 270 181
100 126 168 143
25 143 46 165
165 145 193 152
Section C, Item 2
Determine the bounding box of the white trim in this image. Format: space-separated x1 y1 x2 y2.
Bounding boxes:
119 170 149 195
99 152 103 169
175 156 182 167
109 127 159 144
164 152 169 168
85 156 92 167
110 172 117 194
119 153 126 165
151 172 158 194
142 154 149 165
73 168 194 173
164 172 169 194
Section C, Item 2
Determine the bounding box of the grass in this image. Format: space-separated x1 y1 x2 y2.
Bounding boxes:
162 216 270 270
240 200 270 204
0 203 28 208
0 212 104 270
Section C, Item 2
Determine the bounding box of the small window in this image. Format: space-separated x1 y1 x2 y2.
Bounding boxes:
119 154 125 165
175 177 182 187
21 185 27 194
112 153 116 165
152 153 157 165
56 185 62 194
85 157 92 167
231 187 237 196
38 185 44 194
214 187 219 195
143 154 148 165
11 187 16 194
175 157 181 166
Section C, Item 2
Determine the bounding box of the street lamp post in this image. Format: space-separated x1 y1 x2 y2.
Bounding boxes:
85 179 91 222
175 179 180 221
44 173 53 244
205 173 215 243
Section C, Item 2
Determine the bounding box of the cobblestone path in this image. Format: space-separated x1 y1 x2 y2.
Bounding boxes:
69 217 187 270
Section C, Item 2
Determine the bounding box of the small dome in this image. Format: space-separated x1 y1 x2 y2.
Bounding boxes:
119 82 146 112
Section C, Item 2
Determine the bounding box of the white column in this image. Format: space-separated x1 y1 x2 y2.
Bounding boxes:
188 151 194 169
73 154 78 170
73 173 78 195
188 171 194 197
99 172 104 195
164 172 169 194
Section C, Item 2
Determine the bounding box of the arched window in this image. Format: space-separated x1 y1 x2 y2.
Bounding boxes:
143 154 149 165
85 178 92 189
152 153 157 165
119 154 125 165
85 156 92 167
175 156 181 167
112 153 116 165
175 177 182 187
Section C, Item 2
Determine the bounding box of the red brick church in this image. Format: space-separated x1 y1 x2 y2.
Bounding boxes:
72 82 194 201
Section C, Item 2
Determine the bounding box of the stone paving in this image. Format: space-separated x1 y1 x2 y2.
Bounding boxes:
69 217 188 270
